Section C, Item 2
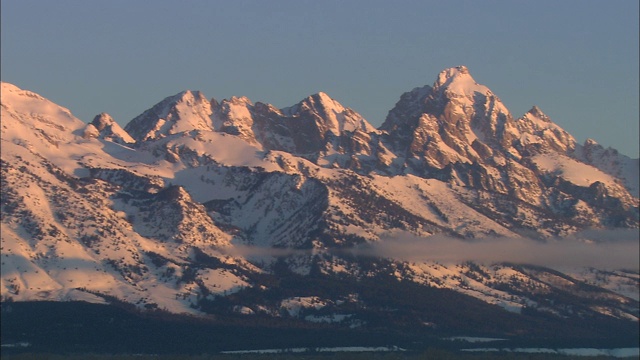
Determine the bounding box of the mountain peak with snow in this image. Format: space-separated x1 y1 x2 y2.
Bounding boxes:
92 112 117 127
434 65 470 85
124 90 214 142
381 66 520 172
84 112 136 145
432 65 493 99
0 82 26 101
526 105 550 121
228 95 253 106
0 82 85 149
283 92 376 135
516 105 576 154
584 138 600 147
300 91 338 109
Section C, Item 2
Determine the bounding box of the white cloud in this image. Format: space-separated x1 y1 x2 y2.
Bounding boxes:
357 229 640 270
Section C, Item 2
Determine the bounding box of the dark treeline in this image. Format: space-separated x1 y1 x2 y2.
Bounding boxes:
1 299 637 357
1 267 638 356
1 350 636 360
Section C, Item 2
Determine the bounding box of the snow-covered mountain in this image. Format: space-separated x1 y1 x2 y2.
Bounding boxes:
1 67 638 337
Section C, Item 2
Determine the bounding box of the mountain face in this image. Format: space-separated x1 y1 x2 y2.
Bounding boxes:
1 68 638 342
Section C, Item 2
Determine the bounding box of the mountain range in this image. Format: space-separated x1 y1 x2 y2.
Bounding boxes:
1 66 638 350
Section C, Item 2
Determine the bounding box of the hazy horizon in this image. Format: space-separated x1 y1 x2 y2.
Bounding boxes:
2 0 638 157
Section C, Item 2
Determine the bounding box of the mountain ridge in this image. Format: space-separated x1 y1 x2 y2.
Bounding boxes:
1 67 638 341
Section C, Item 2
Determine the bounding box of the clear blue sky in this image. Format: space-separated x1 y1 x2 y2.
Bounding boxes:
2 0 638 157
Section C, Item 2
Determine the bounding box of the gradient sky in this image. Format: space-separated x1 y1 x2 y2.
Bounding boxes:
2 0 638 157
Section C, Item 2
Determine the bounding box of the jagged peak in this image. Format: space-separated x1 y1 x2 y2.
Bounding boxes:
435 65 470 86
284 92 376 134
147 90 209 111
432 66 492 98
299 92 346 113
253 101 281 114
584 138 601 148
91 112 116 130
227 96 253 106
514 105 576 154
132 90 207 116
309 91 333 102
177 89 206 100
524 106 551 122
125 89 213 142
88 112 135 144
282 92 336 115
518 106 569 136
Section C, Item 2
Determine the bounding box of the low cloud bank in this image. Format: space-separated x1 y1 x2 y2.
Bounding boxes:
359 229 639 270
224 229 639 270
223 244 305 259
